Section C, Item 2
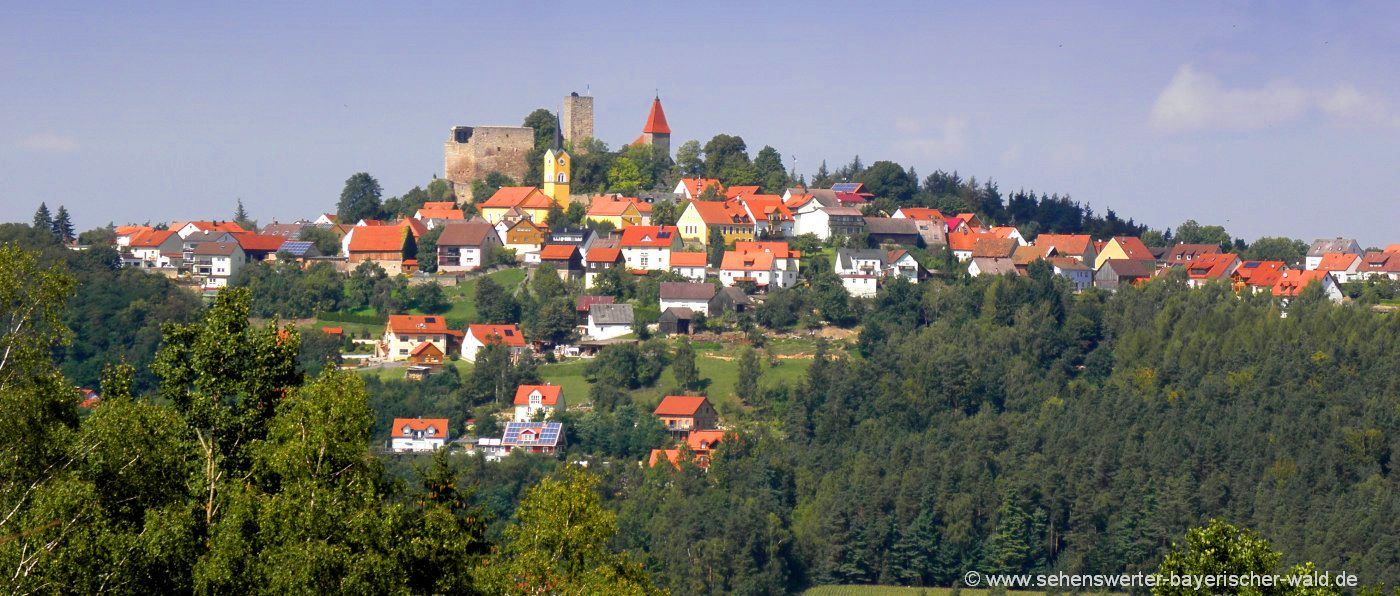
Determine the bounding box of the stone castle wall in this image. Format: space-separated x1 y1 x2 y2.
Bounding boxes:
562 94 594 147
443 125 534 203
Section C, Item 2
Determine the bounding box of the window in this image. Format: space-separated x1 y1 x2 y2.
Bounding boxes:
557 172 566 183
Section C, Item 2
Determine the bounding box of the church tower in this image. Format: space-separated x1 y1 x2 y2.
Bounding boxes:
542 113 571 208
638 96 671 158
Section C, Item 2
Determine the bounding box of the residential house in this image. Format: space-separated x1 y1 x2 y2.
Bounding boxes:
190 242 245 288
463 324 527 361
275 241 320 262
1012 245 1051 274
115 225 154 248
436 221 500 273
574 295 615 325
583 246 624 288
1034 234 1096 264
1314 252 1363 282
885 249 923 283
539 244 583 280
660 282 717 315
499 421 564 456
735 194 794 238
654 395 718 438
1094 236 1155 269
968 257 1018 277
791 203 864 240
390 418 449 453
732 241 800 288
1306 238 1363 270
1048 257 1094 291
1230 261 1288 292
314 213 338 226
346 225 415 275
586 303 634 340
1183 253 1241 288
478 187 555 225
668 251 708 281
946 230 982 261
175 220 247 239
891 207 949 247
408 342 445 366
546 227 595 251
1357 251 1400 280
973 237 1019 260
586 195 648 228
719 251 778 288
1273 270 1344 303
414 201 465 227
988 226 1028 246
513 384 564 422
723 185 761 199
1094 259 1156 291
379 315 450 361
260 222 306 240
709 286 754 315
618 226 681 271
673 177 724 200
1164 243 1222 266
124 229 181 268
658 307 695 335
235 234 286 262
835 248 887 297
677 200 755 246
503 219 548 261
863 217 923 246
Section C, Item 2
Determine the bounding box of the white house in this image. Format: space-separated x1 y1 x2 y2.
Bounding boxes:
125 229 181 269
436 221 500 273
190 242 245 289
618 226 681 272
314 213 338 226
175 220 247 240
1048 258 1094 292
513 384 564 422
390 417 449 452
659 282 717 316
725 241 800 289
379 315 450 361
1305 238 1362 270
463 324 527 361
674 178 724 200
586 304 634 340
668 252 708 282
834 248 922 296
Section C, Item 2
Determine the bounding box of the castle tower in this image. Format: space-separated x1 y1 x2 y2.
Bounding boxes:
638 96 671 158
542 114 571 208
562 92 594 148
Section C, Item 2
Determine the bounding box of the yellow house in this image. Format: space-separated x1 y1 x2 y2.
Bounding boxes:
678 200 756 247
586 196 646 229
542 148 570 208
478 187 555 225
1093 236 1155 269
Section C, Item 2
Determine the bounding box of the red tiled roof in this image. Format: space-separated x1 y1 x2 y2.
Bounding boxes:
347 225 408 253
1316 252 1361 272
1233 260 1287 286
678 178 723 197
539 244 579 260
1035 234 1094 256
410 341 442 356
1184 253 1239 280
1272 269 1332 297
467 324 525 347
669 251 708 267
721 250 774 272
480 187 552 209
618 226 680 248
897 207 946 221
654 395 709 417
1108 236 1154 261
421 201 456 210
687 200 753 226
733 241 799 259
585 246 623 263
416 207 464 220
648 449 682 469
737 195 793 222
387 314 449 335
587 195 643 217
391 418 449 439
947 230 986 252
642 97 670 134
321 327 343 336
127 229 178 248
513 384 562 406
575 295 615 312
724 185 761 199
184 221 248 234
235 234 286 252
686 430 726 452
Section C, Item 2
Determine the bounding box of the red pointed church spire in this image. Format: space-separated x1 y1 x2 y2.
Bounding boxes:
642 96 670 135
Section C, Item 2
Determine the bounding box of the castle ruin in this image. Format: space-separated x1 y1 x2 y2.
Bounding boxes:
443 125 534 203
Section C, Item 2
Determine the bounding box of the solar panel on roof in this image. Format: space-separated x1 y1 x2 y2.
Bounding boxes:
831 182 861 192
425 317 436 322
1244 262 1260 268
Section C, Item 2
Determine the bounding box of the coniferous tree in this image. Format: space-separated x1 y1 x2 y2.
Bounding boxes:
32 202 53 233
51 206 75 242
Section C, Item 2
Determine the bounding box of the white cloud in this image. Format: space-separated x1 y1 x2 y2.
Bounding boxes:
17 132 80 153
1149 65 1400 132
894 116 968 160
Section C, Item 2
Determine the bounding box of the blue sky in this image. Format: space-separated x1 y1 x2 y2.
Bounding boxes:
2 1 1397 245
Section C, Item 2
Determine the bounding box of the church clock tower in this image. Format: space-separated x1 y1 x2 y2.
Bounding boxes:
542 113 571 208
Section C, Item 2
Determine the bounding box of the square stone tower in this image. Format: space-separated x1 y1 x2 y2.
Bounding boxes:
562 92 594 147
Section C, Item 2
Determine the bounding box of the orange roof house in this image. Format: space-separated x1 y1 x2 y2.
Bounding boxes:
513 384 562 406
674 177 724 199
669 251 708 267
724 185 761 199
1315 253 1361 275
478 187 555 224
1231 260 1287 290
733 241 800 259
408 341 445 365
466 324 526 348
1095 236 1155 269
586 246 623 264
388 314 450 335
127 228 178 248
415 204 465 221
586 195 648 228
1183 253 1240 286
648 449 684 469
678 200 756 245
1272 269 1338 298
618 225 681 248
653 395 718 436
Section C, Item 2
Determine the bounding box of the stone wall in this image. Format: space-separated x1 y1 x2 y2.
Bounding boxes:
443 125 534 203
562 93 594 147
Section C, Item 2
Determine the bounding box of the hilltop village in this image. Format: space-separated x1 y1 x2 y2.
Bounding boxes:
45 91 1400 467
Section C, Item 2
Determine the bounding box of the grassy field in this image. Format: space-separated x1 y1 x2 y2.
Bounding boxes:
805 587 1052 596
438 268 527 324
